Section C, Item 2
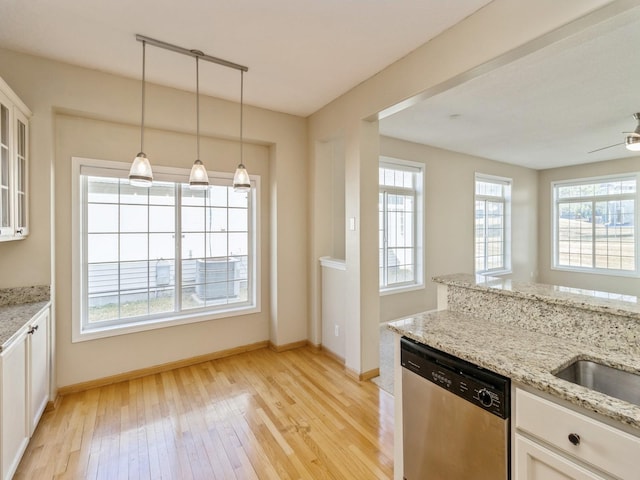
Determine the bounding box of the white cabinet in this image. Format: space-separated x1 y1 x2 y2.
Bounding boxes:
0 76 31 242
0 306 51 480
515 435 606 480
515 388 640 480
27 308 50 435
0 330 29 480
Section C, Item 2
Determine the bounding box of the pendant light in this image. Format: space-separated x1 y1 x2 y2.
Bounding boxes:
132 35 249 187
129 40 153 187
189 53 209 189
233 70 251 192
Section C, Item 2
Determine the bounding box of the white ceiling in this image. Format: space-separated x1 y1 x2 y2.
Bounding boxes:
0 0 491 117
379 4 640 170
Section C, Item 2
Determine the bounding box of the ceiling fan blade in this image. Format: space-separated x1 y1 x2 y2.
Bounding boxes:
588 142 624 154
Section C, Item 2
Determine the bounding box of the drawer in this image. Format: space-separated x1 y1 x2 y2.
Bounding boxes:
515 389 640 480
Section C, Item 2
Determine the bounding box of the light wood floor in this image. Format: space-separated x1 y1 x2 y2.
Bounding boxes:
15 346 394 479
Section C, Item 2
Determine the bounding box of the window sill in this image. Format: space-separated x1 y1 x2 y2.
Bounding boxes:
73 305 260 343
551 265 639 278
477 269 512 277
380 283 424 296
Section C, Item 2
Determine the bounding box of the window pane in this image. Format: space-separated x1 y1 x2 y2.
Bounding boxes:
120 261 148 292
228 208 248 232
87 204 118 233
182 206 205 232
229 232 247 256
475 178 510 273
88 234 118 263
555 178 636 273
81 169 256 330
120 205 148 232
120 182 148 205
182 186 206 206
149 183 175 206
229 189 248 208
88 177 118 203
120 234 148 261
149 206 174 232
209 185 228 207
149 233 174 260
149 288 175 315
206 207 228 232
380 164 420 289
182 232 205 259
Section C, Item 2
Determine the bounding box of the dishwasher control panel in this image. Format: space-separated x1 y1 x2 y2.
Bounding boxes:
401 337 509 419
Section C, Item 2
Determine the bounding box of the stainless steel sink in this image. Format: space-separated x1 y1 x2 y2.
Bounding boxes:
554 360 640 406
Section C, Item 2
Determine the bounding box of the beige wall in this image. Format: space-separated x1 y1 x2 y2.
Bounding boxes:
379 136 539 323
307 0 616 375
0 48 308 387
0 0 622 385
538 156 640 295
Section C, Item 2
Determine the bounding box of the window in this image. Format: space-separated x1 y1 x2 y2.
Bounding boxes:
379 159 423 292
553 174 638 275
72 158 259 340
475 174 511 274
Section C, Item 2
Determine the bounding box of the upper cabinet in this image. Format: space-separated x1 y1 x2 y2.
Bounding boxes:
0 76 31 242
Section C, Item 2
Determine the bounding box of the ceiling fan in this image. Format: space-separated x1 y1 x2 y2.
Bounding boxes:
588 113 640 153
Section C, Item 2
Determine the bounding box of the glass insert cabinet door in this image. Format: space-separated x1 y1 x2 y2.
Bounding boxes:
14 109 28 236
0 94 11 236
0 76 31 241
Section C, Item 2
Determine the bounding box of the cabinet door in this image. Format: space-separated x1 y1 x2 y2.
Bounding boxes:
0 92 11 237
28 308 50 434
515 435 606 480
1 331 29 480
13 108 28 237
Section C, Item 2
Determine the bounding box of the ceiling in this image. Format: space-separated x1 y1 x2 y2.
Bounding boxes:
0 0 491 117
3 1 638 171
379 4 640 170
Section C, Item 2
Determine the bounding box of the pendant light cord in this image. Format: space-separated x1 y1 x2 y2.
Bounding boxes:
196 55 200 160
140 40 146 153
240 70 244 165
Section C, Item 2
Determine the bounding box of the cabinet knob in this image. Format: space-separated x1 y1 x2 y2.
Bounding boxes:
16 228 23 235
28 325 39 335
568 433 581 446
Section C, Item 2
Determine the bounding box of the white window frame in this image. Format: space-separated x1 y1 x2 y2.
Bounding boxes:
71 157 261 342
551 173 639 277
474 173 512 276
379 157 424 295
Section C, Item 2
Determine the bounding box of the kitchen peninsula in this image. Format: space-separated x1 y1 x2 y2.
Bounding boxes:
389 274 640 480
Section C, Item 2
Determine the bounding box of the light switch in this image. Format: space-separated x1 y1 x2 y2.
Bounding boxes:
349 217 356 231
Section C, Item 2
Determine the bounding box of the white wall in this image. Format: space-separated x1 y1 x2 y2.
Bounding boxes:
379 136 539 323
538 155 640 295
0 48 308 387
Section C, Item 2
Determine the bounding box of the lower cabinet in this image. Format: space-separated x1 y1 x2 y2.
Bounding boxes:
514 388 640 480
0 330 29 480
28 308 50 436
515 435 606 479
0 306 51 480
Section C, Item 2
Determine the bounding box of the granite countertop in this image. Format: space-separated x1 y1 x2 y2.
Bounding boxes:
0 301 51 352
388 309 640 431
433 273 640 320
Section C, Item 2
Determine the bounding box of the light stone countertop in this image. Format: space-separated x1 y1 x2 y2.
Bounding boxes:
388 309 640 431
0 301 51 352
433 273 640 320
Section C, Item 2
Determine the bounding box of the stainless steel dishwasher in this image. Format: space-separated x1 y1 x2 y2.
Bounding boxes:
401 336 510 479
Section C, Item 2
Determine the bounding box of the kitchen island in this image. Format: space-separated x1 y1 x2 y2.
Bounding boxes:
388 274 640 479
